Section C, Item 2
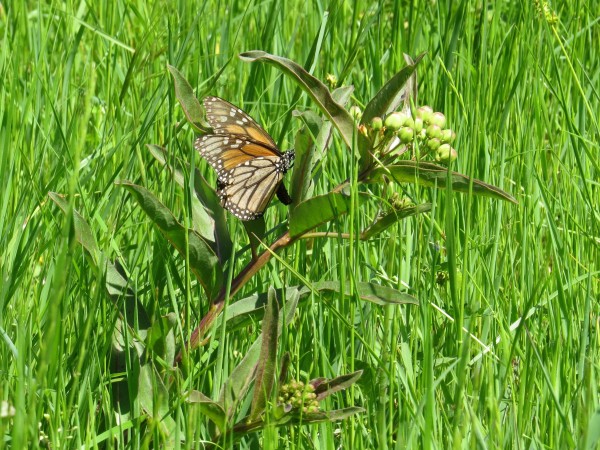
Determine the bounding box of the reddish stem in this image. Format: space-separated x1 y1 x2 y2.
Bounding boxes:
175 231 294 364
175 173 370 365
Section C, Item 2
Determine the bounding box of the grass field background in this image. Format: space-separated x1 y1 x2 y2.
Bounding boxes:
1 1 599 448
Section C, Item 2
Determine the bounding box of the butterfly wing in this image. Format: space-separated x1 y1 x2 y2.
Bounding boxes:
216 157 284 221
194 135 280 178
204 96 279 150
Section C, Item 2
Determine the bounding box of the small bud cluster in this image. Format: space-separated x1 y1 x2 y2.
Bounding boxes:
326 74 338 89
436 270 449 286
363 104 458 164
278 380 319 414
389 192 413 210
534 0 558 25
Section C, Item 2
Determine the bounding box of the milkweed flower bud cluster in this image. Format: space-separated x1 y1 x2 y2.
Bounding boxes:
389 192 413 210
366 105 458 164
278 380 319 414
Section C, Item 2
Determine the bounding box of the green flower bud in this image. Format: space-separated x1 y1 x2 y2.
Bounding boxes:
431 112 446 128
426 124 442 139
349 106 362 121
414 117 424 133
399 127 414 143
450 148 458 162
326 73 338 87
435 144 458 163
371 116 383 131
403 116 414 129
427 137 441 151
416 106 434 123
440 129 456 143
384 112 406 131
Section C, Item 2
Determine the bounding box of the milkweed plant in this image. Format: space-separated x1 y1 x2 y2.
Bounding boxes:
50 51 516 447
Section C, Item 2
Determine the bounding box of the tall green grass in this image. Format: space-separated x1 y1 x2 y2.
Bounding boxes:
1 0 598 448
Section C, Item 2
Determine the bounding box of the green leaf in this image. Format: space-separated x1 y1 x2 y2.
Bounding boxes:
339 281 418 306
145 313 177 367
105 259 151 332
191 169 234 264
250 287 279 421
49 192 151 330
311 370 363 401
360 203 432 240
146 144 233 264
219 289 299 421
186 390 227 432
242 218 266 260
289 192 352 237
231 407 364 437
365 161 518 204
222 287 300 330
146 144 216 244
167 64 210 133
289 86 355 207
292 406 365 423
223 283 417 331
138 362 177 438
104 259 133 299
118 181 223 299
289 110 322 207
48 192 99 263
219 335 261 421
239 51 356 149
110 318 144 419
360 53 425 126
358 54 424 171
583 408 600 449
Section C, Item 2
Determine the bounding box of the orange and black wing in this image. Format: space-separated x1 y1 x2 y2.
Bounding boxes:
194 135 280 180
216 157 285 221
203 96 279 150
195 97 295 221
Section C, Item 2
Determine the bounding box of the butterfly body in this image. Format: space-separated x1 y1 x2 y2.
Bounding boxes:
194 97 294 221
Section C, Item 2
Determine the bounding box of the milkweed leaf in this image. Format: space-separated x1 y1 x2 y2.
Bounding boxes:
365 162 517 204
289 192 352 237
167 64 210 133
360 203 432 240
222 282 417 330
48 192 99 263
311 370 363 401
239 51 356 149
48 192 150 329
361 53 425 125
186 391 227 432
219 289 299 421
118 181 223 300
250 287 279 421
146 144 233 264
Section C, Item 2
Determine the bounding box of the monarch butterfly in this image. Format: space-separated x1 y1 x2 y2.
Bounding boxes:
194 96 295 221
